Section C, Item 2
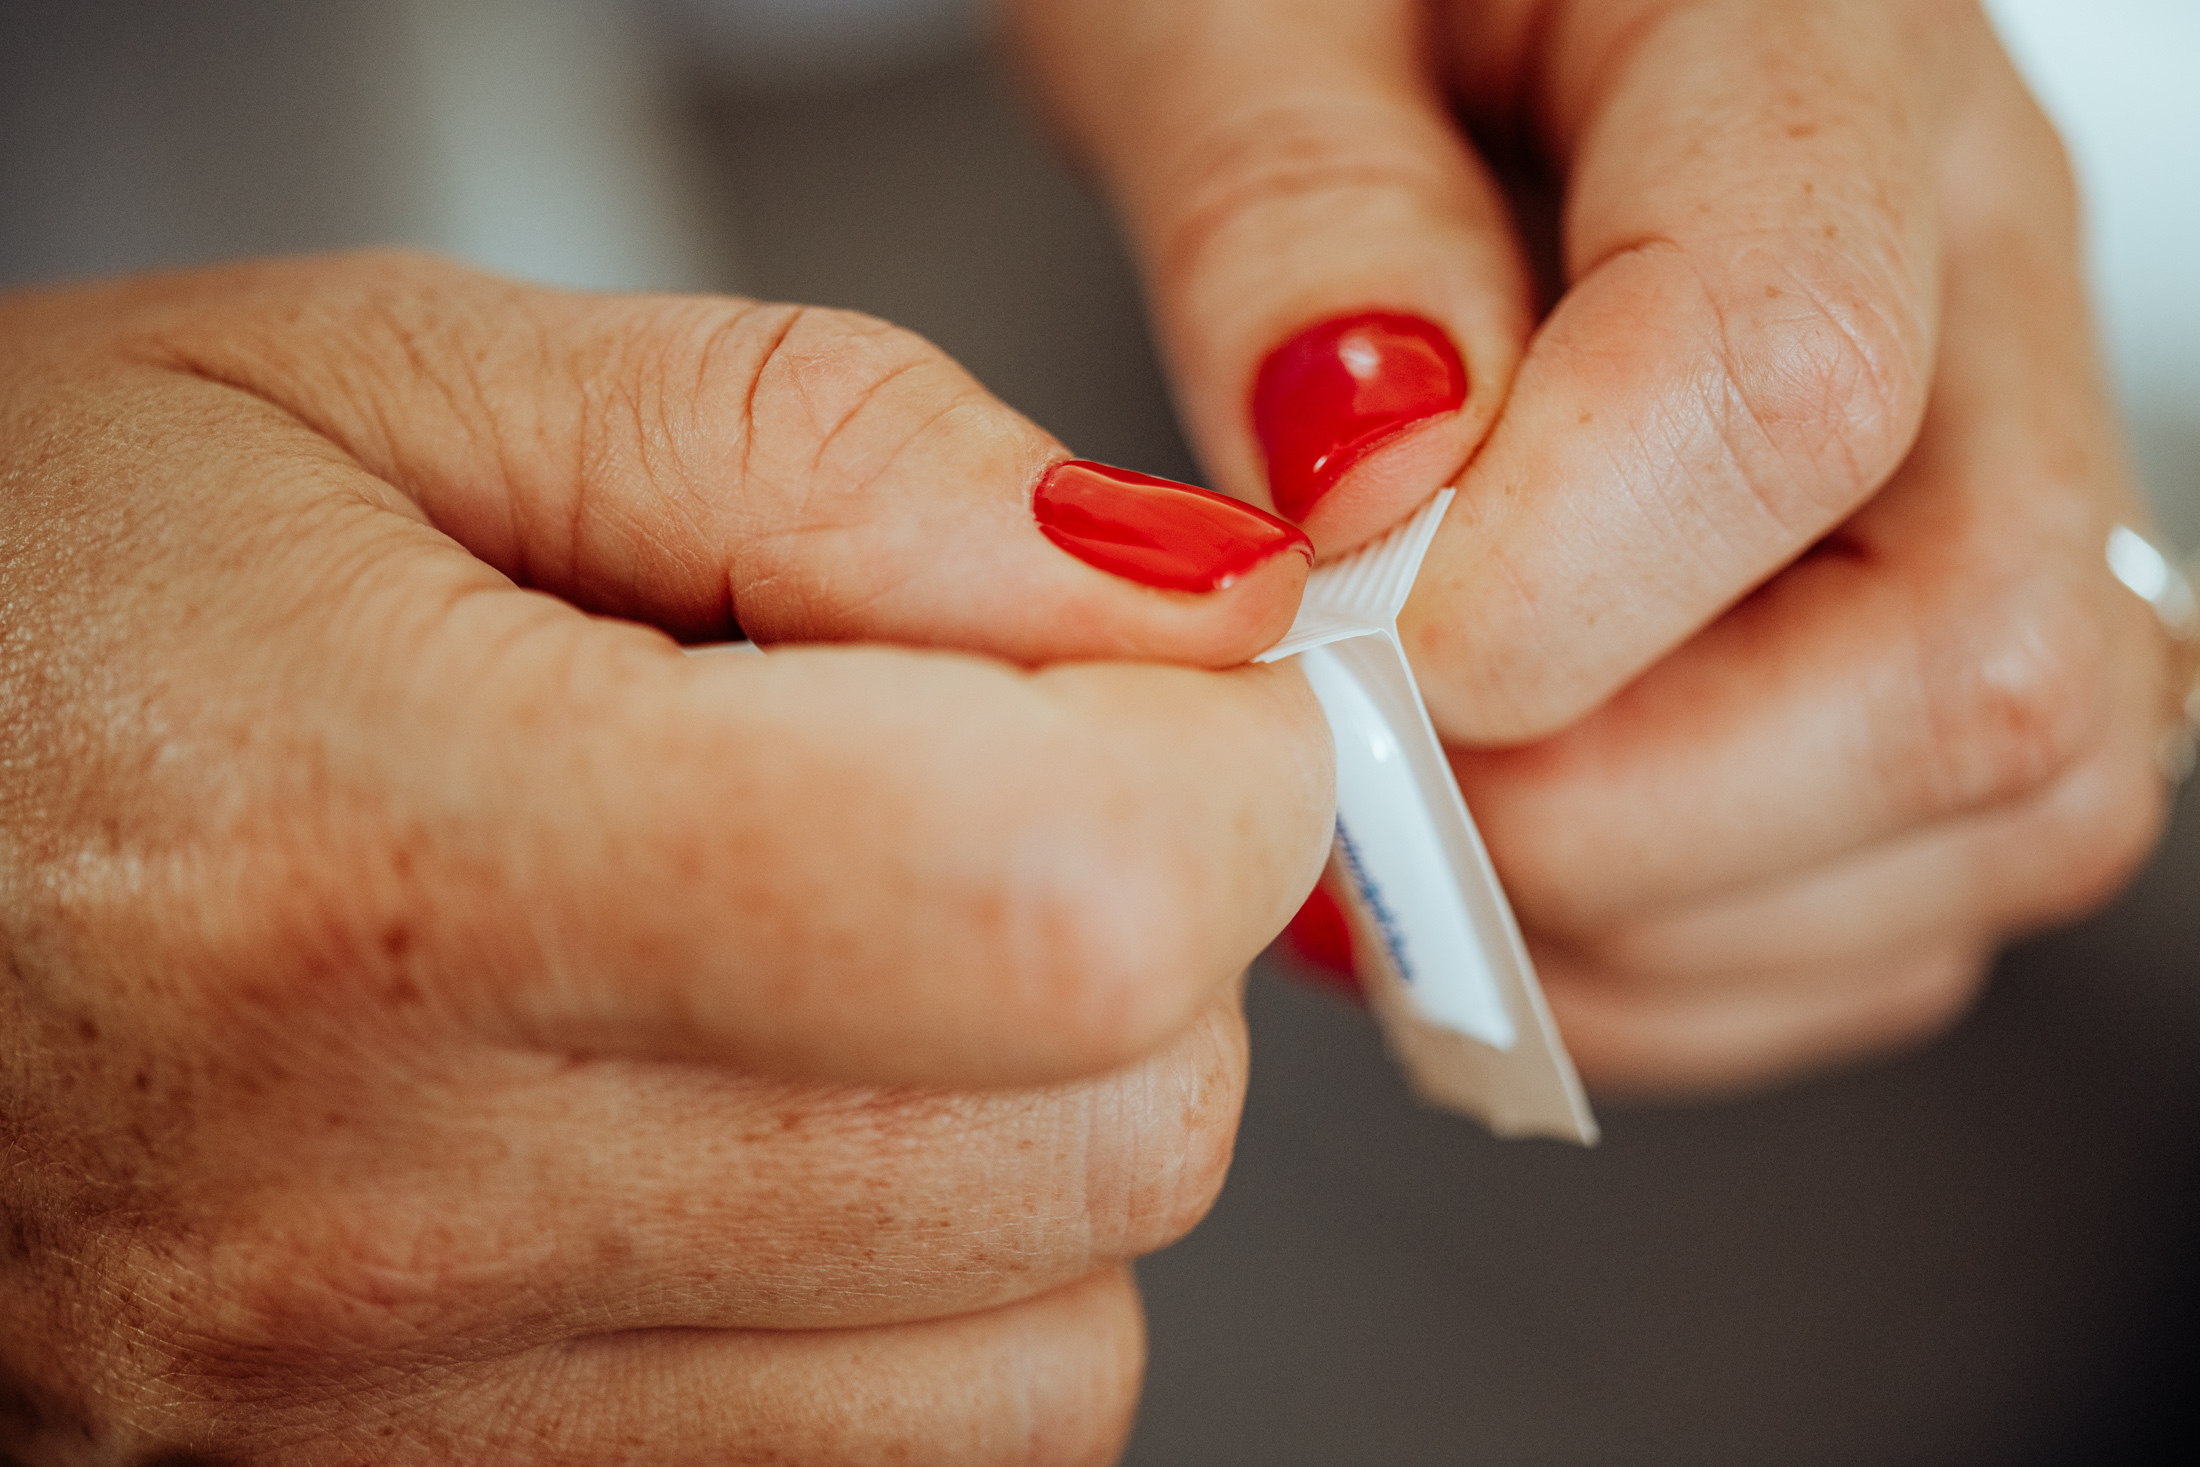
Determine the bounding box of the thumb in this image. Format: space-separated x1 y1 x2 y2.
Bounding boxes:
137 252 1312 666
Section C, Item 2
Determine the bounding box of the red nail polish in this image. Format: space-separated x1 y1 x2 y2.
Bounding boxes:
1034 459 1312 593
1281 881 1364 1003
1252 311 1467 522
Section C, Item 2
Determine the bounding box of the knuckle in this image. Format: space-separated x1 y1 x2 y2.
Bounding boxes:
140 1205 515 1428
714 302 998 529
175 786 477 1056
743 303 966 463
1712 247 1931 528
317 246 478 298
2022 110 2083 226
1868 942 1994 1052
1907 578 2112 817
1111 1003 1250 1256
2006 748 2170 928
992 834 1206 1075
1025 1270 1147 1467
1951 67 2083 238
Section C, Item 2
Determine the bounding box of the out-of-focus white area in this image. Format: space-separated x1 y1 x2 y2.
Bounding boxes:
0 0 722 294
1987 0 2200 546
396 0 720 292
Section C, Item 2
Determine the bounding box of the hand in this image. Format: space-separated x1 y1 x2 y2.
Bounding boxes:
1013 0 2172 1093
0 255 1332 1462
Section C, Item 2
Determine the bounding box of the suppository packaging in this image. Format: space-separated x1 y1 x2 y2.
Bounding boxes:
1259 492 1597 1145
694 491 1594 1142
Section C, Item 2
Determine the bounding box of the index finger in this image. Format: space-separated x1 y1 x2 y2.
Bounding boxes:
1406 0 1956 741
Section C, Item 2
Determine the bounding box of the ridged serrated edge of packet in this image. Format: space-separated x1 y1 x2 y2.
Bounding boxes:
1258 492 1597 1144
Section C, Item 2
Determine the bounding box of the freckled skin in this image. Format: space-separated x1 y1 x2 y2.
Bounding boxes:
0 256 1326 1463
1017 0 2169 1095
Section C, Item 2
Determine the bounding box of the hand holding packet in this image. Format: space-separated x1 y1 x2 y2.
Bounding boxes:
1257 493 1597 1144
691 490 1593 1143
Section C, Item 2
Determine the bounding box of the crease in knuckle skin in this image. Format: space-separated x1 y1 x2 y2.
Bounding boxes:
124 1182 623 1451
736 304 918 488
594 299 764 525
799 395 993 631
1697 241 1929 540
1905 577 2109 822
535 301 743 605
1132 1011 1244 1250
721 301 804 497
1060 994 1245 1278
26 1227 466 1452
737 310 982 628
194 267 494 488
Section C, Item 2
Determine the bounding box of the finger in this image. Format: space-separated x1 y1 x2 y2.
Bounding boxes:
1010 0 1535 554
122 1267 1144 1467
1405 0 1971 739
1535 719 2165 1097
1540 936 1989 1099
82 489 1330 1089
1450 29 2161 930
157 995 1246 1351
115 252 1311 668
1458 516 2158 936
1566 729 2166 991
527 1270 1143 1467
485 643 1325 1088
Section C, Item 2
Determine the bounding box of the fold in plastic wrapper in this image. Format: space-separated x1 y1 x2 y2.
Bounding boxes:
1257 492 1597 1144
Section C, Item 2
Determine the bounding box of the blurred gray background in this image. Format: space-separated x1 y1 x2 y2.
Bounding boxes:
4 2 2196 1462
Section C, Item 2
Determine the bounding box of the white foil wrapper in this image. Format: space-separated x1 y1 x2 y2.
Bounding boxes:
1258 492 1597 1144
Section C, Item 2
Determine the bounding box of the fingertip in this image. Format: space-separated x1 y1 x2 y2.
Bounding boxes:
1245 309 1507 559
1165 542 1314 668
1292 409 1488 560
1252 310 1466 515
717 331 1313 664
1016 457 1314 666
1034 459 1311 595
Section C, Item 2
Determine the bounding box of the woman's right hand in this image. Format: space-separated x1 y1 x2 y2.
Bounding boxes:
0 254 1333 1464
1014 0 2172 1095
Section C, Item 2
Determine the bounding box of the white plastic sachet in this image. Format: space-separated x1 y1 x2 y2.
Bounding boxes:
1257 492 1597 1144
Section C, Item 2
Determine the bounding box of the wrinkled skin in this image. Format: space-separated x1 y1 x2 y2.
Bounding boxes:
0 257 1333 1464
1012 0 2174 1092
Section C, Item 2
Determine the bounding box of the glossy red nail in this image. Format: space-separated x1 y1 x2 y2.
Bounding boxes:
1034 459 1311 593
1281 881 1364 1003
1251 311 1467 522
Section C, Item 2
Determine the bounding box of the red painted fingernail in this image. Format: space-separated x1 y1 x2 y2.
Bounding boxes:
1034 459 1311 593
1251 311 1467 522
1281 881 1364 1003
